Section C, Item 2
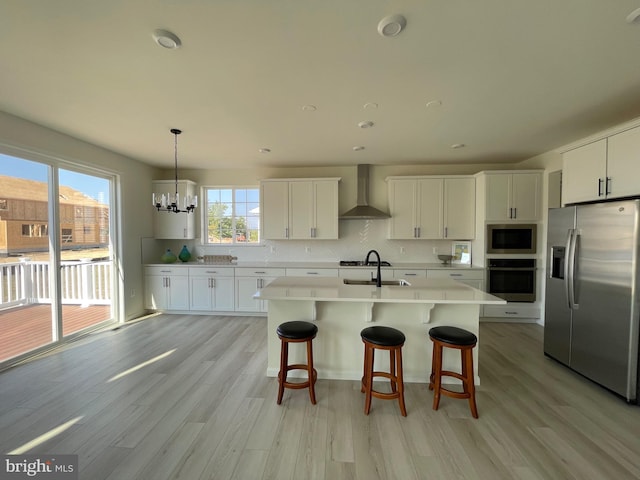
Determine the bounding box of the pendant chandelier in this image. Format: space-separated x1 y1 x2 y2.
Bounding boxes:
152 128 197 214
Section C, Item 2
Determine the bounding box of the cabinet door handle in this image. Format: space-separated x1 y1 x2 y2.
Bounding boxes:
508 207 513 219
450 273 463 277
606 177 612 195
211 278 216 288
166 277 170 287
416 227 420 238
285 227 289 238
404 273 417 276
184 228 187 238
598 178 604 196
444 227 448 238
307 272 319 275
255 271 266 274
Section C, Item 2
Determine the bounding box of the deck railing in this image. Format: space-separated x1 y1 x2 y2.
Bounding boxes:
0 259 112 309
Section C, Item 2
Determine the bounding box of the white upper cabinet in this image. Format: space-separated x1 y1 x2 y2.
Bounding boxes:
562 139 608 204
607 127 640 199
261 180 289 240
444 177 476 239
484 172 541 222
261 178 340 240
152 180 196 239
563 125 640 205
388 176 475 239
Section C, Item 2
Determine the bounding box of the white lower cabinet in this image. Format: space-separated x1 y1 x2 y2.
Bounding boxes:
189 267 234 312
235 268 285 312
482 304 540 319
392 269 427 279
144 266 190 311
285 268 339 277
426 269 484 290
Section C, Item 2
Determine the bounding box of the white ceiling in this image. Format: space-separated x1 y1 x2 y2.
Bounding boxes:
2 1 640 170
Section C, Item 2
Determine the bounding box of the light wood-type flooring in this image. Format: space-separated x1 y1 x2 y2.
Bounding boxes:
0 314 639 479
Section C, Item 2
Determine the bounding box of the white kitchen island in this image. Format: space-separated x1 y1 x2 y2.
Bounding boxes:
255 276 505 384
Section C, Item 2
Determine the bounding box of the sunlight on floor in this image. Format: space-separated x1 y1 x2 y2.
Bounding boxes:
9 416 84 455
107 349 176 383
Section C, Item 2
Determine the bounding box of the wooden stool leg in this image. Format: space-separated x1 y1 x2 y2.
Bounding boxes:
429 341 437 390
396 347 407 417
464 347 478 418
277 339 288 405
364 344 374 415
361 341 370 393
389 350 397 393
307 338 317 405
432 342 443 411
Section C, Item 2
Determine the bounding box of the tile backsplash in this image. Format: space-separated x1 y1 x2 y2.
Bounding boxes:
143 220 467 265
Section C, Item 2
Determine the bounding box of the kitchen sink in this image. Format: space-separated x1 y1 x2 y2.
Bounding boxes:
343 279 411 286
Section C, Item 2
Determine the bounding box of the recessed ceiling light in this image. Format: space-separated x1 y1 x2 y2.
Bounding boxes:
426 100 442 108
377 14 407 37
627 8 640 24
364 102 378 109
152 29 181 49
451 143 465 149
302 105 317 111
353 146 365 151
358 121 374 129
259 148 271 153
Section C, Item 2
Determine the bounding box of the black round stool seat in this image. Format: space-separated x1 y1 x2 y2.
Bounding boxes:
361 326 406 347
277 321 318 340
429 326 477 346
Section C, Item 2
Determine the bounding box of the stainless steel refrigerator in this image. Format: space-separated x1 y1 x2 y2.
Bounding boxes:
545 199 640 403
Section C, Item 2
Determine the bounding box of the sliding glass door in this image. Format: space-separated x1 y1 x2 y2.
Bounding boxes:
0 154 116 364
58 168 113 336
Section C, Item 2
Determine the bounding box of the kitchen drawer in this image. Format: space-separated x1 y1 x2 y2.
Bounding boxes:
285 268 339 277
188 267 234 277
482 304 540 319
339 268 392 280
144 265 189 276
427 269 484 281
393 269 427 279
234 267 286 277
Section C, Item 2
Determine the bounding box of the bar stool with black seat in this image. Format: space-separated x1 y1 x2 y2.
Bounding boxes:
276 321 318 405
428 326 478 418
360 326 407 416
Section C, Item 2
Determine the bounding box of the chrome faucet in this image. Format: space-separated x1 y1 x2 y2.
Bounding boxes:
365 249 382 287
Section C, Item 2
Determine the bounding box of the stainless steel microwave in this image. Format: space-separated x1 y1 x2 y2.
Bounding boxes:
486 224 537 254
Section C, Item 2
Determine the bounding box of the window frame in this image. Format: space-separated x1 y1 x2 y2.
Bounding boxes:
201 185 261 246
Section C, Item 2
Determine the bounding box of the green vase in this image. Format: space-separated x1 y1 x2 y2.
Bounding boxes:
178 245 191 263
161 249 177 263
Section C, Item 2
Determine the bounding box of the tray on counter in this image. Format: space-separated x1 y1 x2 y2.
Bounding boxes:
201 255 238 265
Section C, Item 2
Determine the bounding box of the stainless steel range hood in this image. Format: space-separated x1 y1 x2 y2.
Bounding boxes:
340 164 390 219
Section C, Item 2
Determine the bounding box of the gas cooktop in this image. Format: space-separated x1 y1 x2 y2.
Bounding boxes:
339 260 392 267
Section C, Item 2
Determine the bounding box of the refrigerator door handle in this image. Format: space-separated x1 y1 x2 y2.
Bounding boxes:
564 228 575 310
567 228 580 309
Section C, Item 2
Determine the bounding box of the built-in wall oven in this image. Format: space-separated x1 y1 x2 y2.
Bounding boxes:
486 224 537 254
487 258 536 302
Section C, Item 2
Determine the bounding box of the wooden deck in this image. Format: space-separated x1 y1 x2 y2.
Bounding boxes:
0 304 112 362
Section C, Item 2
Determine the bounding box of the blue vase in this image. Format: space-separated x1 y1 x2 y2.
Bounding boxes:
161 249 177 263
178 245 191 263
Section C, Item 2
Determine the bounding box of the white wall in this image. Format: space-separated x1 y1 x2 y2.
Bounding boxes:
0 111 158 321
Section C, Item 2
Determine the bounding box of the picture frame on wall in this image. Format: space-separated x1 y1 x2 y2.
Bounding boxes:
452 241 471 265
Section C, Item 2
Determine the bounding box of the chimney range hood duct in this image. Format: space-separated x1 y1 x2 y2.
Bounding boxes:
340 164 390 219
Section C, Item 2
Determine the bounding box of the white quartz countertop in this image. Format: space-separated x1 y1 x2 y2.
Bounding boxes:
145 261 484 270
254 277 504 304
